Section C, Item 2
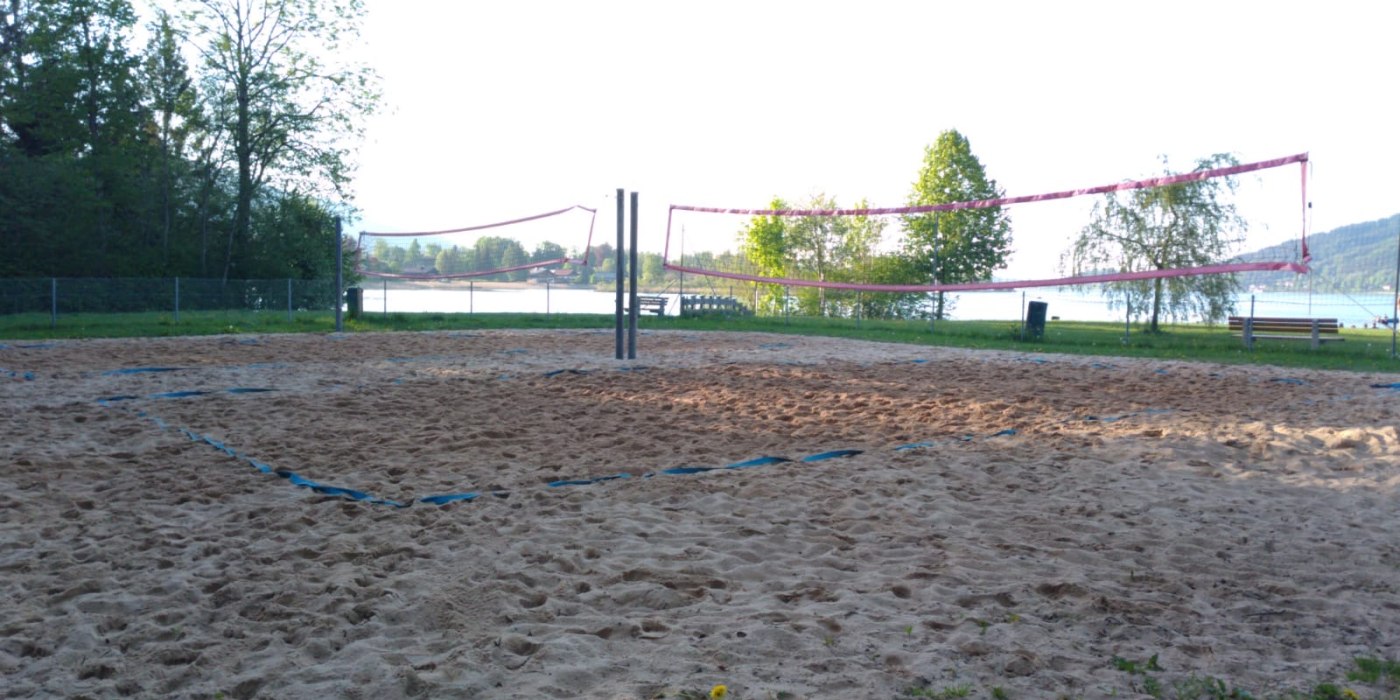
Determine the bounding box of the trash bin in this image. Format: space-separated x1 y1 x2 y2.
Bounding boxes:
345 287 363 319
1025 300 1048 339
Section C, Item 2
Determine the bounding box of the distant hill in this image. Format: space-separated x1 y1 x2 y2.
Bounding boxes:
1237 213 1400 292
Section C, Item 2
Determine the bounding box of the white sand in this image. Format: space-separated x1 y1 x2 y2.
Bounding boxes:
2 330 1398 698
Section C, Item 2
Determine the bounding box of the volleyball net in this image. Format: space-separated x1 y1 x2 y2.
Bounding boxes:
662 153 1311 321
356 205 598 282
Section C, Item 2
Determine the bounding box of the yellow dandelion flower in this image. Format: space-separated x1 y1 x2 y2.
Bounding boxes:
1340 690 1360 700
710 684 728 700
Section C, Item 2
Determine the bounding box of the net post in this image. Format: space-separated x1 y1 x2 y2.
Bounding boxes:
174 277 181 323
628 191 639 360
615 188 625 360
678 225 685 317
334 217 344 333
469 280 473 315
382 278 387 314
287 278 293 321
1020 291 1026 341
50 277 56 329
1392 223 1399 359
930 213 939 334
546 279 552 316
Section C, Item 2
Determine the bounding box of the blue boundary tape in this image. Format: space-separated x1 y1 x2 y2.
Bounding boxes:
86 362 1181 510
103 366 185 376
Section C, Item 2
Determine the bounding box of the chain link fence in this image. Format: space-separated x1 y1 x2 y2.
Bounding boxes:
0 278 338 322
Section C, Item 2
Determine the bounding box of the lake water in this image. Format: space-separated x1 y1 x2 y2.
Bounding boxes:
360 285 1398 328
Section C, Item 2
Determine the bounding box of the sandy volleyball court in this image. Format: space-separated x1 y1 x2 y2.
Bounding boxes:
2 329 1398 698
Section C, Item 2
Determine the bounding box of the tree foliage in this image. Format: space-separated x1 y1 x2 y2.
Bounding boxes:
903 129 1013 319
739 197 789 314
184 0 380 280
1063 153 1246 331
0 0 377 281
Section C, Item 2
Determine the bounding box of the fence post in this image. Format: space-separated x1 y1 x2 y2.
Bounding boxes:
287 278 293 321
174 277 181 323
334 217 344 332
50 277 57 329
627 191 639 360
1020 291 1027 341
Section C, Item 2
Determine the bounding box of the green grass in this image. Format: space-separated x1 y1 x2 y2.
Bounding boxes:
2 310 1398 373
1347 657 1400 686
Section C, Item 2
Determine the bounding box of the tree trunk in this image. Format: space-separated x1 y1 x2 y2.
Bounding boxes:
1151 276 1163 332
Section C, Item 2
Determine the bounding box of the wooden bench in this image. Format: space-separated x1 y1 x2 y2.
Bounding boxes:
680 295 752 317
1228 316 1343 350
627 295 667 316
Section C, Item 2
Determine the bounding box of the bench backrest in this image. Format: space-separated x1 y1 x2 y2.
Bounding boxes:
1227 316 1340 334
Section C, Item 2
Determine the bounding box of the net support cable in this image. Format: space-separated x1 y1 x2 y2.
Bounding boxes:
663 153 1310 293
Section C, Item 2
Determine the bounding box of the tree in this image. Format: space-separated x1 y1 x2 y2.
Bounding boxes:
531 240 566 263
902 129 1012 319
1063 153 1246 332
739 197 788 315
142 9 195 268
184 0 379 280
0 0 151 276
786 193 850 315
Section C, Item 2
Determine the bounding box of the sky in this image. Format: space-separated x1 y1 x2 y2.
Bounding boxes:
349 0 1399 279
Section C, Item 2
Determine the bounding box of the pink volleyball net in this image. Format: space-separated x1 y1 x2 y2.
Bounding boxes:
356 205 598 281
662 153 1310 319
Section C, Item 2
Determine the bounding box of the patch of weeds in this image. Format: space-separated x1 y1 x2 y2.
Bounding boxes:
991 687 1010 700
1112 654 1163 675
1303 684 1352 700
903 685 971 699
1112 654 1166 698
1348 656 1400 686
1172 675 1256 699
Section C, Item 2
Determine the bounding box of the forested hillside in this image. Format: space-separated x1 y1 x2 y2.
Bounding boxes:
1238 214 1400 292
0 1 376 280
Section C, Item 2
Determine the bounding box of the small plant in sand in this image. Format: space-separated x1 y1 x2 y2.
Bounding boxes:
1171 674 1255 699
1347 656 1400 687
903 684 972 699
1112 654 1165 698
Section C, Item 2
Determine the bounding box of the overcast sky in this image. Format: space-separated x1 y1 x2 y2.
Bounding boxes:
350 0 1397 278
